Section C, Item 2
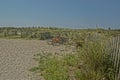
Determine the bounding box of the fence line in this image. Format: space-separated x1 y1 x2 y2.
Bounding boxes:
110 35 120 80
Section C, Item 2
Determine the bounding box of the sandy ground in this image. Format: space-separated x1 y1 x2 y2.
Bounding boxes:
0 39 74 80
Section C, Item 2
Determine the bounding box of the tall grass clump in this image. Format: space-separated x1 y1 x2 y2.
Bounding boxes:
75 34 115 80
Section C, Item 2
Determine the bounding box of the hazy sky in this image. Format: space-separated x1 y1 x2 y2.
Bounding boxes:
0 0 120 29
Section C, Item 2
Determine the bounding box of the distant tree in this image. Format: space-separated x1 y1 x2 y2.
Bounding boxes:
108 27 111 30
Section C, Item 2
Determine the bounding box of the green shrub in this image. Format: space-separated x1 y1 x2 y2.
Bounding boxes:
32 53 69 80
75 36 115 80
41 57 69 80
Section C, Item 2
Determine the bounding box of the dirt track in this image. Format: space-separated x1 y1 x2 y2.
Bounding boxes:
0 39 73 80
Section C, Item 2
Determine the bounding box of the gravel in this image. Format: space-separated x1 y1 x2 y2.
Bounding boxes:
0 39 74 80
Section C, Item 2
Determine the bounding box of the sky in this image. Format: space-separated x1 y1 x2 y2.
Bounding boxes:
0 0 120 29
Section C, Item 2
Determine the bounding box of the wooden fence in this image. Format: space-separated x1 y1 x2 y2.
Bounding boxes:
109 35 120 80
